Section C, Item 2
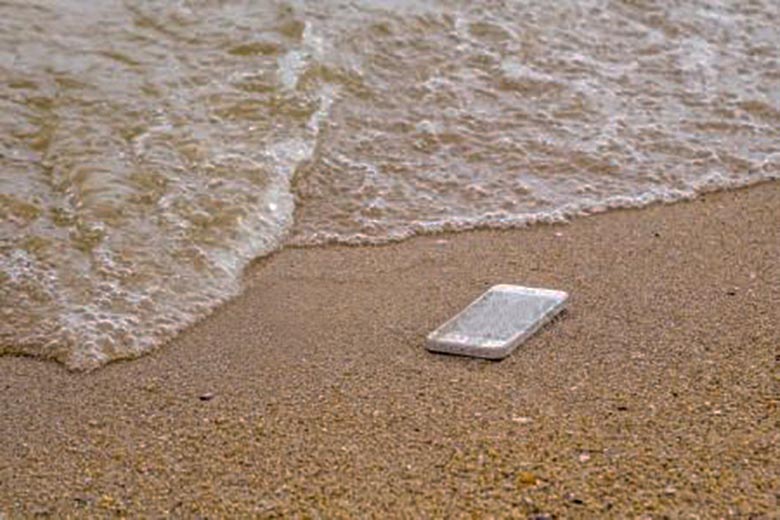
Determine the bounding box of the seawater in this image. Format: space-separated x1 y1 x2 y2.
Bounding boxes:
1 0 778 369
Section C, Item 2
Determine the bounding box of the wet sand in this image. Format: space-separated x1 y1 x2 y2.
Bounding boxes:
1 183 778 517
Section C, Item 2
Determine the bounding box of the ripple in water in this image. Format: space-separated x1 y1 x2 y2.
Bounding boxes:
1 0 778 369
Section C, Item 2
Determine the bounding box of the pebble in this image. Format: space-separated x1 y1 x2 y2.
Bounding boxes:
515 471 538 487
199 392 215 401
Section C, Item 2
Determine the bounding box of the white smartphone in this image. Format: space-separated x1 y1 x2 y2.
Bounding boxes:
426 284 568 359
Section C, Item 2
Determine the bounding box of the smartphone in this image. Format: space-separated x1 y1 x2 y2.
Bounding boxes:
426 284 568 359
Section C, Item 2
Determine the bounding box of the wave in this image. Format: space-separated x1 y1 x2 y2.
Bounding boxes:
1 0 778 369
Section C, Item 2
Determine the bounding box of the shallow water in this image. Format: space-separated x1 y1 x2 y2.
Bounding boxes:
1 0 778 369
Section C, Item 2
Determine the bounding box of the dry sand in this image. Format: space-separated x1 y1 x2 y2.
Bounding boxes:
1 183 778 518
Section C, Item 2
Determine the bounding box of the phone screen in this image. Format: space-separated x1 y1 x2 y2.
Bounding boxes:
428 285 567 354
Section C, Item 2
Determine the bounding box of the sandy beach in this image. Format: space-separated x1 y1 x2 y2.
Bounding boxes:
1 182 778 517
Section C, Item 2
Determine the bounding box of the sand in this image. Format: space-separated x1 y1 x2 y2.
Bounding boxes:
1 183 778 518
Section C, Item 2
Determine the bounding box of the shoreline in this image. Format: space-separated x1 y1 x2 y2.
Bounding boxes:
1 182 778 517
